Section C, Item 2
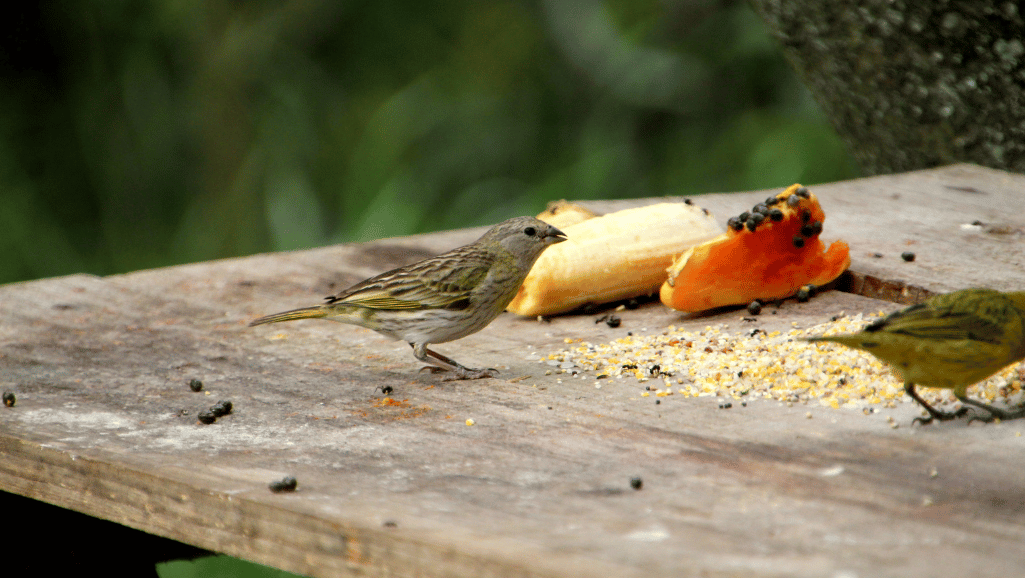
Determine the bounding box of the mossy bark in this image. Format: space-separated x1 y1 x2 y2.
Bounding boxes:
750 0 1025 175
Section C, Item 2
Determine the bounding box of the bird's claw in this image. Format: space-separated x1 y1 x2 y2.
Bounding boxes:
912 406 969 426
441 367 499 381
419 365 498 380
964 405 1025 424
966 412 998 425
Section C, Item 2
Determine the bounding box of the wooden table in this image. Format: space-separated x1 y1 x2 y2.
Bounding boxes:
2 164 1024 577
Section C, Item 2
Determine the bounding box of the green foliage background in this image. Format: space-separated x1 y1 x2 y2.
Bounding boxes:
0 0 856 286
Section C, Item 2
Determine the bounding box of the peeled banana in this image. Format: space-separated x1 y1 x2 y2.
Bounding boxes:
507 201 723 316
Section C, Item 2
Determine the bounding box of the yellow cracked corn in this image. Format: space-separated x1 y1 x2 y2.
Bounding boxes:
543 313 1025 413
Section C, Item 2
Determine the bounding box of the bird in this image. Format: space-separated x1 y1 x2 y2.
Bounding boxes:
805 288 1025 424
250 216 566 380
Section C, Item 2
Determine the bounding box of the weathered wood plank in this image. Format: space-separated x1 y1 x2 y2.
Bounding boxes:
2 164 1025 578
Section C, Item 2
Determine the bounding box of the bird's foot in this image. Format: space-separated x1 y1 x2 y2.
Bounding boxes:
911 406 969 426
966 412 999 425
963 406 1025 425
415 345 497 380
958 396 1025 424
418 365 497 380
441 366 498 381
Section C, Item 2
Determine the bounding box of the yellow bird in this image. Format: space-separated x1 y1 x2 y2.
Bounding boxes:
806 288 1025 424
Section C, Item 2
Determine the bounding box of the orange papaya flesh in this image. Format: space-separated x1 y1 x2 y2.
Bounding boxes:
660 184 851 312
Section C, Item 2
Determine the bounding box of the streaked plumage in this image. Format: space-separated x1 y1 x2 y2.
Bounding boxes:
250 217 566 379
806 288 1025 423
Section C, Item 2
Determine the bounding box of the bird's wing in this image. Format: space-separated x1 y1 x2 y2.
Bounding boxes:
326 250 493 311
880 297 1007 344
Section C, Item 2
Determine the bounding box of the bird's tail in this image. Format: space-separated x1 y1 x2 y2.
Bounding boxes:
249 306 327 327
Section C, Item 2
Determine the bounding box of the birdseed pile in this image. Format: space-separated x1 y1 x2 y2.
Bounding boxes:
541 312 1025 415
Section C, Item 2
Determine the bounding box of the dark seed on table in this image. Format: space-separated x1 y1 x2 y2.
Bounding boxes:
269 476 298 493
796 285 816 302
210 400 233 417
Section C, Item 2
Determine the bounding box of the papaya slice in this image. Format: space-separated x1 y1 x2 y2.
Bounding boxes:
660 184 850 312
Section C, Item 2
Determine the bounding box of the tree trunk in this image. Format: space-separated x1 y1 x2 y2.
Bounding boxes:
749 0 1025 175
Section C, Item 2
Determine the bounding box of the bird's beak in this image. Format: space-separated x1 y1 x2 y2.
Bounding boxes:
547 227 568 245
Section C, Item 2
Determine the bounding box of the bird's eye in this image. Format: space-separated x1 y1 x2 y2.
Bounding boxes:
523 226 537 236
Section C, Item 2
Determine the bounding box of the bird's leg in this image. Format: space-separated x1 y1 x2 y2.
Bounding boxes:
410 343 449 374
427 347 498 381
410 343 497 380
905 382 968 425
959 395 1025 423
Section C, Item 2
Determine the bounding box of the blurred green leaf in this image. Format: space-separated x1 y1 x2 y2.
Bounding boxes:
0 0 856 285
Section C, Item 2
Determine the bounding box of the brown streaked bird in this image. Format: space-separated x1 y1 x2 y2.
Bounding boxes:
806 288 1025 424
250 217 566 380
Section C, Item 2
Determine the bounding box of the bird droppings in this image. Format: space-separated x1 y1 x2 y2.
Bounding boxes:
542 313 1025 415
